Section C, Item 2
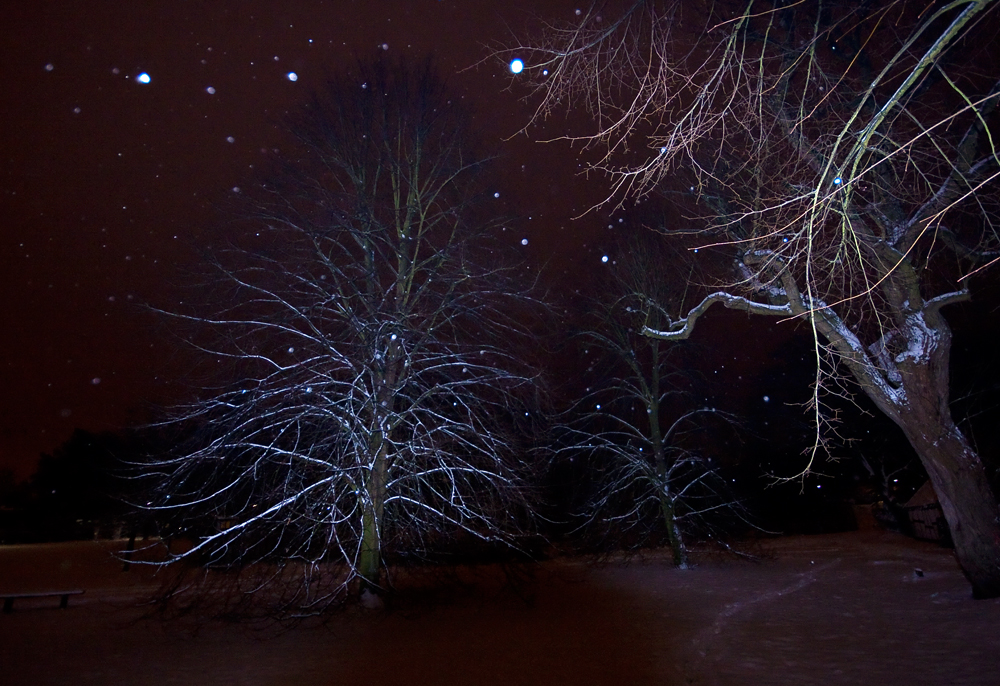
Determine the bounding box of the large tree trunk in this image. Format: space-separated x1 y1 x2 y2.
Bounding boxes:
889 370 1000 598
848 308 1000 598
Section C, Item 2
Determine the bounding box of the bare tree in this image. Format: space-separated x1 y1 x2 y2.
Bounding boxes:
140 58 544 611
510 1 1000 596
558 236 752 567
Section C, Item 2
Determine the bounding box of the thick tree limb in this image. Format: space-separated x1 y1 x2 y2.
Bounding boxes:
642 291 792 341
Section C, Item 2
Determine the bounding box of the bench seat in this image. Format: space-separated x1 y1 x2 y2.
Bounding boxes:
1 589 85 613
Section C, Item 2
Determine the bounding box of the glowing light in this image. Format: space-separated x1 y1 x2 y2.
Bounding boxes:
833 176 843 185
136 72 151 84
601 255 609 263
286 72 298 81
521 238 528 245
509 58 524 74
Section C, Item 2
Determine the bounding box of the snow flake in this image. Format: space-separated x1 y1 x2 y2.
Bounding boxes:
509 59 524 74
286 72 298 81
136 72 151 84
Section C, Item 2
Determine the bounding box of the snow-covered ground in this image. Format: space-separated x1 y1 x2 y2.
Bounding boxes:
1 532 998 685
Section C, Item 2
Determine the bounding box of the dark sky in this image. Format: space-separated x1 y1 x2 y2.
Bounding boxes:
7 1 973 485
2 0 631 478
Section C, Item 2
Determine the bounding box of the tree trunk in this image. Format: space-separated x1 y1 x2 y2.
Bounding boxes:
659 494 688 569
806 275 1000 597
889 376 1000 598
847 309 1000 598
358 449 387 592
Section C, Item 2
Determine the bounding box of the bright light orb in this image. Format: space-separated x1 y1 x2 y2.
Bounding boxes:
521 238 528 246
287 72 298 81
136 72 151 84
601 255 609 263
509 58 524 74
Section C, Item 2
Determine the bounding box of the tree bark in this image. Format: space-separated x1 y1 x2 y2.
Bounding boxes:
885 367 1000 598
659 494 688 569
358 445 387 592
843 307 1000 598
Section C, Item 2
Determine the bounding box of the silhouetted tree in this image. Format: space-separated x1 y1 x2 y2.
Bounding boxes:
558 235 749 566
29 429 131 540
142 58 545 610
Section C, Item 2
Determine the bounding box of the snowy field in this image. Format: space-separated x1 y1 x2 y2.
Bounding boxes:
1 531 998 685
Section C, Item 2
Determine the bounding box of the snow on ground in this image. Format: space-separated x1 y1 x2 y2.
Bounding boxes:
1 531 998 685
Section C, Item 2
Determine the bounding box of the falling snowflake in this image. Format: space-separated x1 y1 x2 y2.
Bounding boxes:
509 59 524 74
286 72 298 81
136 72 151 84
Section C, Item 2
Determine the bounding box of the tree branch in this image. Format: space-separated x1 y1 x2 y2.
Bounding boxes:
642 291 792 341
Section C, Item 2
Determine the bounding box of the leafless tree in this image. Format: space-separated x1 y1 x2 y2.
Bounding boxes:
558 236 753 567
509 1 1000 596
140 58 544 611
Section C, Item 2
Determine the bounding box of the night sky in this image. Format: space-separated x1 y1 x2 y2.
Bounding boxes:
7 1 982 485
1 1 640 478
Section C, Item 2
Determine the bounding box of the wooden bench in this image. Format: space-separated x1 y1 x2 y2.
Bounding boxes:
1 590 85 613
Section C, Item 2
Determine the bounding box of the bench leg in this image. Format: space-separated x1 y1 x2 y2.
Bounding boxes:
3 598 12 613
